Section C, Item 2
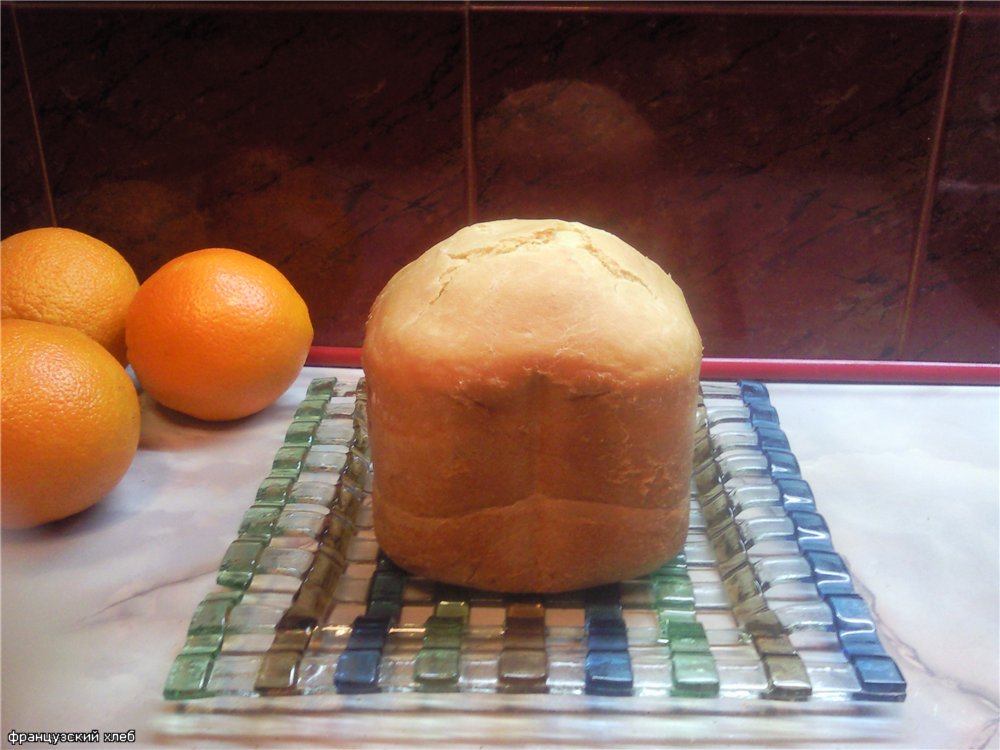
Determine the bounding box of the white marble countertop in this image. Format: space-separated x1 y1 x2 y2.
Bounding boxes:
2 367 998 749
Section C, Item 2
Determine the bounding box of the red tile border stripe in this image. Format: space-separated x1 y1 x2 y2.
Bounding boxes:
306 347 999 385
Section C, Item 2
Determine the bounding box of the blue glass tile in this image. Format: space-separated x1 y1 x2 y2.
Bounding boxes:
852 655 906 701
739 380 770 403
584 650 633 696
587 621 630 652
366 599 402 624
763 448 800 478
375 552 405 574
756 425 790 451
584 583 622 607
334 649 381 694
346 616 391 651
776 478 817 512
585 604 624 625
827 595 887 656
749 403 780 427
805 551 855 596
367 571 406 604
788 511 834 552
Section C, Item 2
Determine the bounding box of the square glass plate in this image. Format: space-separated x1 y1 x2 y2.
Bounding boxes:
163 374 905 715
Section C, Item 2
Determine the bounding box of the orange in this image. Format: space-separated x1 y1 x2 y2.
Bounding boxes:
1 319 141 529
1 227 139 364
125 248 313 421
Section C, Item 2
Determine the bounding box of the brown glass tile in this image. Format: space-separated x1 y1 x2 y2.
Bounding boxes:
1 5 51 232
908 13 1000 362
11 6 466 347
470 10 952 359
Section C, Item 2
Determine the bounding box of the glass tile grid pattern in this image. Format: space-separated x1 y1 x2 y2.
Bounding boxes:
165 376 906 705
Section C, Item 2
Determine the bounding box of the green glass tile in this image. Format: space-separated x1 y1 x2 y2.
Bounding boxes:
664 620 711 654
306 377 338 398
294 397 330 422
654 577 695 609
651 554 688 578
217 539 266 589
435 600 470 625
187 592 242 635
656 606 698 623
255 477 294 506
415 648 461 691
272 446 308 474
181 632 224 655
762 654 812 701
423 625 463 650
284 420 318 447
239 506 281 538
670 651 720 698
164 653 215 699
255 650 301 693
499 649 549 693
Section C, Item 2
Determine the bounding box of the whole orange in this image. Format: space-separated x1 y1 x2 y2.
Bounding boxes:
1 227 139 364
1 319 141 529
125 248 313 421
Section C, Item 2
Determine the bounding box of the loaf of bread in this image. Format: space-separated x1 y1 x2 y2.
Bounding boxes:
362 219 702 592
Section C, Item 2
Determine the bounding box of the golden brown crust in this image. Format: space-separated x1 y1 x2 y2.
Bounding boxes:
363 219 702 592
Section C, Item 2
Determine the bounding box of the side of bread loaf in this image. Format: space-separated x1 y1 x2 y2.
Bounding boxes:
362 219 702 592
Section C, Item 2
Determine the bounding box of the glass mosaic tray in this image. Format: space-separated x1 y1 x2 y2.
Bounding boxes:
164 374 906 711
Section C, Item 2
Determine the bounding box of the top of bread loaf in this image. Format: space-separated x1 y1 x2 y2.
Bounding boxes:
364 219 701 383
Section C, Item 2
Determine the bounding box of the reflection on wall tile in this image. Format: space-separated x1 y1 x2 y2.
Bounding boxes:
11 6 466 346
1 5 49 230
471 10 951 359
909 13 1000 362
1 3 993 362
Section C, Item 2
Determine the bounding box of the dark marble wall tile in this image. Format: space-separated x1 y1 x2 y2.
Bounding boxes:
9 6 466 346
1 5 50 231
470 10 951 359
909 12 1000 363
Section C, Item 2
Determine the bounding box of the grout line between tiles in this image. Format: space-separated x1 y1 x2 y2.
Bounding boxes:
462 1 478 225
10 2 57 227
896 8 964 359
